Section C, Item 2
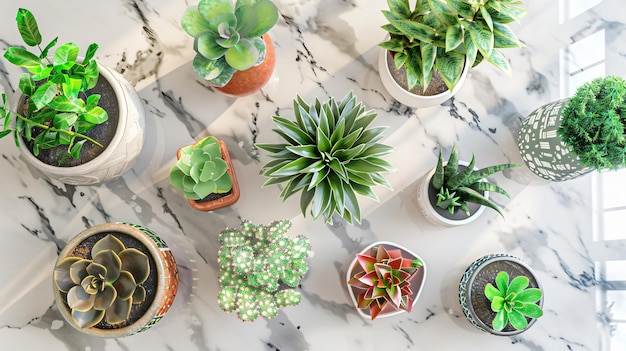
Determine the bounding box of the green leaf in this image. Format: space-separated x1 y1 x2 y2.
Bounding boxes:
468 21 494 59
16 8 42 46
198 0 234 23
446 0 475 19
311 180 332 221
490 295 504 311
421 42 437 92
52 43 79 69
39 37 58 60
508 275 530 294
507 309 528 330
225 39 259 71
196 32 228 60
485 48 512 76
480 5 493 31
31 81 57 109
515 302 543 319
70 139 85 159
495 271 509 295
48 95 82 112
82 43 99 63
234 5 257 38
18 73 35 96
456 186 503 217
3 47 42 71
273 116 314 145
248 0 279 37
286 145 319 159
82 106 108 124
53 113 78 130
484 283 501 301
271 158 315 176
343 183 361 224
435 51 465 91
445 23 463 52
387 0 411 17
391 19 436 43
492 309 507 331
515 288 542 304
469 181 509 197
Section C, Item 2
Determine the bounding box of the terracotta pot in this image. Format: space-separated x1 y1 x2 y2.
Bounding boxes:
53 222 178 337
15 62 145 186
458 254 543 336
416 162 488 226
213 34 276 97
175 137 240 211
345 241 427 320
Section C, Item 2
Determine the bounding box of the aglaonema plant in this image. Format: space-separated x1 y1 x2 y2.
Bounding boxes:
53 234 150 329
0 8 108 160
484 271 543 331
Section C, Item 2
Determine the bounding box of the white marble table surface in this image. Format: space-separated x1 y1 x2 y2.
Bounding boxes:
0 0 624 350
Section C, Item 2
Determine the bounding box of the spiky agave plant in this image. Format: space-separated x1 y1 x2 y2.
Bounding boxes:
347 245 423 320
217 220 312 322
53 234 150 329
256 91 395 224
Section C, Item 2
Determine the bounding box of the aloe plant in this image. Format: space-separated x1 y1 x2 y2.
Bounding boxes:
558 75 626 171
380 0 525 92
181 0 279 87
256 91 395 224
0 8 107 160
484 271 543 331
53 234 150 329
432 144 519 217
217 220 312 322
347 245 423 320
169 136 233 200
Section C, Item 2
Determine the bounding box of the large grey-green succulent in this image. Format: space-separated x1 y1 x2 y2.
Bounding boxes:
181 0 279 86
256 91 394 224
53 234 150 329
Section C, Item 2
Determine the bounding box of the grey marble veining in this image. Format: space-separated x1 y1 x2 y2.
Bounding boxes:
0 0 624 350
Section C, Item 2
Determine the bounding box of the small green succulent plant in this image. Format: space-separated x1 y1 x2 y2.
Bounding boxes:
169 136 233 200
53 234 150 329
558 75 626 171
347 245 423 320
432 144 518 217
0 8 107 160
484 271 543 331
217 220 312 322
256 91 395 224
380 0 525 92
181 0 279 87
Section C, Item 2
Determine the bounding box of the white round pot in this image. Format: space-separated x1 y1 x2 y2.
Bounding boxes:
378 48 470 108
16 62 145 186
416 163 488 226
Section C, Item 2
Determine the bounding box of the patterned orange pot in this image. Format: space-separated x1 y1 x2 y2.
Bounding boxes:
53 222 178 337
213 34 276 97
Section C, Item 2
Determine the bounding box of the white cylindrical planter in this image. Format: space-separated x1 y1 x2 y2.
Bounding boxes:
16 62 145 186
378 48 470 109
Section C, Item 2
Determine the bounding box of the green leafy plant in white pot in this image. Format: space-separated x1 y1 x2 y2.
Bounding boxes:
379 0 526 108
518 75 626 181
417 144 519 226
0 8 145 185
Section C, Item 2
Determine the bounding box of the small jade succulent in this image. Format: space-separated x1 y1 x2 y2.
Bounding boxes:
53 234 150 329
181 0 279 86
347 245 423 320
169 136 233 200
484 271 543 331
256 91 394 225
432 144 519 217
217 220 312 322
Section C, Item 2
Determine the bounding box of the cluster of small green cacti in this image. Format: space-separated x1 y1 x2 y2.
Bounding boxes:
217 220 312 322
53 234 150 328
169 136 233 200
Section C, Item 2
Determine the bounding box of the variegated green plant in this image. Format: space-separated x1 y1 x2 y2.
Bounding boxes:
432 144 519 217
380 0 525 92
169 136 233 200
217 220 312 322
181 0 279 87
256 91 394 224
53 234 150 329
0 8 107 160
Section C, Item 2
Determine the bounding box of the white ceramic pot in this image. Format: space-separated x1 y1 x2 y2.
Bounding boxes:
416 163 488 226
16 62 145 186
378 48 470 108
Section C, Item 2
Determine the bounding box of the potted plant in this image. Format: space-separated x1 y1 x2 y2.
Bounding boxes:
256 91 395 225
378 0 525 108
52 222 179 337
0 8 145 186
346 241 426 320
169 136 240 211
417 144 519 226
518 75 626 181
181 0 279 97
459 254 543 335
217 220 312 322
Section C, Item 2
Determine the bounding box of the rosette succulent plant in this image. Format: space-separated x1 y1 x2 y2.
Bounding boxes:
0 8 107 160
53 234 150 329
380 0 525 92
256 91 395 224
217 220 312 322
484 271 543 331
432 144 519 217
181 0 279 87
348 245 423 320
558 75 626 171
169 136 233 200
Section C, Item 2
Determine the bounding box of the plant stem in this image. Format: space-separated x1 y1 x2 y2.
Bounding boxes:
14 112 103 148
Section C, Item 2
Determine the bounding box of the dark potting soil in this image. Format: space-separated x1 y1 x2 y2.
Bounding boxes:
195 189 233 203
469 260 541 333
22 73 120 167
386 51 449 96
65 231 157 330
